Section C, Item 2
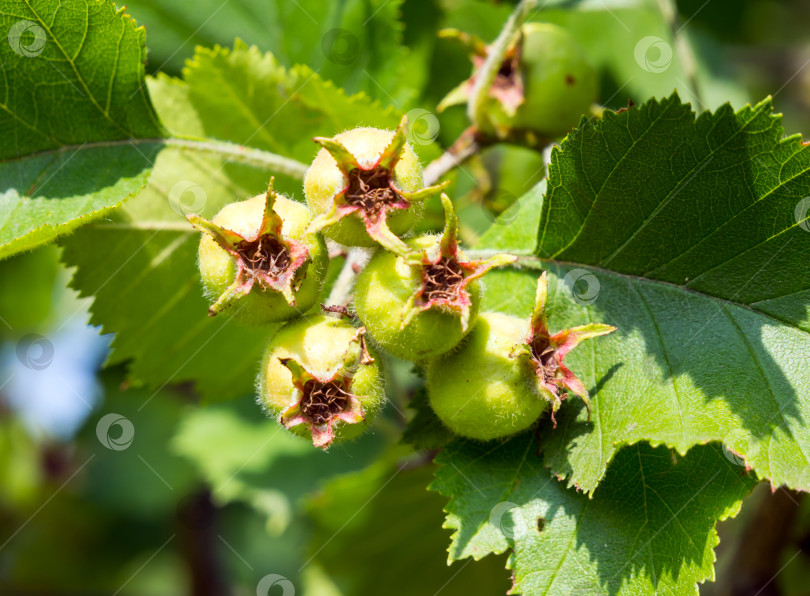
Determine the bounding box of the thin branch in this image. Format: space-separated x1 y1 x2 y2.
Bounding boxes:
714 486 803 596
164 138 309 179
0 137 310 180
325 247 375 308
423 127 481 187
467 0 539 128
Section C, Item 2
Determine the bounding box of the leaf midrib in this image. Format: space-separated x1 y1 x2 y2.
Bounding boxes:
597 103 764 268
539 97 677 258
503 254 810 338
23 0 134 139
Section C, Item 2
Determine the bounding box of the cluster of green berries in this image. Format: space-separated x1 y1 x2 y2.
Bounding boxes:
185 24 610 449
439 22 597 139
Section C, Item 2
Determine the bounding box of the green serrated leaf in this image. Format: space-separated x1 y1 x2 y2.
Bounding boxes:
60 44 412 402
0 0 165 259
475 179 546 254
485 94 810 495
402 388 455 451
432 438 756 595
126 0 417 105
180 41 421 169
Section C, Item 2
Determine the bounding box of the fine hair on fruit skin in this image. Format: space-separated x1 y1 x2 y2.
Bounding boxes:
354 194 514 361
427 311 548 441
257 314 386 448
427 272 615 441
193 187 328 325
303 117 448 253
354 235 483 361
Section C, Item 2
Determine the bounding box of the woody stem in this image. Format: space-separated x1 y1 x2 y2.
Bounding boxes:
325 247 375 308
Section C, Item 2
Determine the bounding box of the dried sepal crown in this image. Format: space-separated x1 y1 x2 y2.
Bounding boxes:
437 27 525 118
187 178 310 316
307 115 449 255
278 328 374 449
400 194 515 331
512 271 616 424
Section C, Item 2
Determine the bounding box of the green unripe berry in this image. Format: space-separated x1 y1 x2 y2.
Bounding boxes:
427 312 547 440
195 189 327 325
427 272 616 441
354 235 482 361
439 23 598 138
257 315 385 449
502 23 597 137
303 116 447 254
354 194 513 361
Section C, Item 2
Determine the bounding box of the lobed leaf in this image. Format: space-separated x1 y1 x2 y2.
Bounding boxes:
476 94 810 495
0 0 165 258
432 438 756 595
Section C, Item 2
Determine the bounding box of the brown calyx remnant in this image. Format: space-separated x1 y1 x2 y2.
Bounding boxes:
491 53 520 95
421 257 465 303
344 167 400 216
235 236 292 283
530 335 559 385
299 379 354 425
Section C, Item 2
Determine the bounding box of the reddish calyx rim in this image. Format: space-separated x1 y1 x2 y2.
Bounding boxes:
307 114 449 255
511 271 616 425
278 328 374 449
187 178 310 317
401 194 515 332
